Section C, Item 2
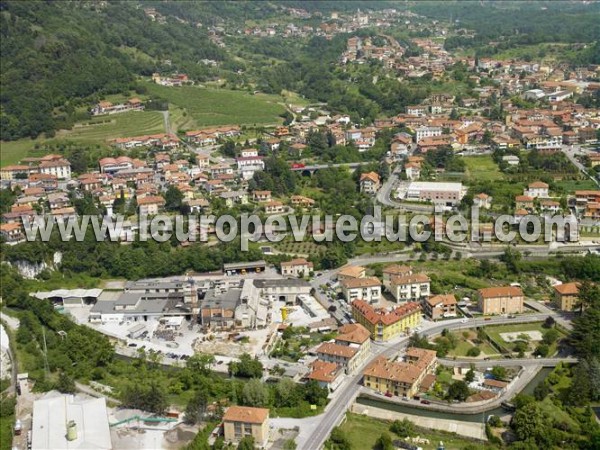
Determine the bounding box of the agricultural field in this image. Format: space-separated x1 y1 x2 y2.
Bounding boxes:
54 110 165 143
142 82 287 129
463 155 504 182
1 110 166 167
276 240 324 257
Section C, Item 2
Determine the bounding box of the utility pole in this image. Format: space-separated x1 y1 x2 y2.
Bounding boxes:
42 327 49 377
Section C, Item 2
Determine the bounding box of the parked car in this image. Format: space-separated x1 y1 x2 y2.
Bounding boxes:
385 392 393 398
420 399 431 405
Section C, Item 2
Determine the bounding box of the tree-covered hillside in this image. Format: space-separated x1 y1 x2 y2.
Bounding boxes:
0 1 225 141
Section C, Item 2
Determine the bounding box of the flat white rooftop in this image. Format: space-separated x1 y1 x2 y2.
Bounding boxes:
32 392 112 450
407 181 463 192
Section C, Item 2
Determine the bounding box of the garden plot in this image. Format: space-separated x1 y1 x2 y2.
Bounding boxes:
500 330 543 342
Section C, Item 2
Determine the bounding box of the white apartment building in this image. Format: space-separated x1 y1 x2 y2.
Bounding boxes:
415 126 442 143
389 273 431 303
39 159 72 180
341 276 382 304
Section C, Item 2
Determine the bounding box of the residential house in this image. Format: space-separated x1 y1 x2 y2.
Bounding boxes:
478 286 524 315
264 201 285 215
415 126 442 143
423 294 457 320
290 195 315 209
222 406 269 447
307 360 344 392
473 193 492 209
253 191 272 203
553 282 580 312
359 172 381 194
525 181 549 198
220 191 248 208
404 162 421 181
0 223 25 243
0 165 37 180
38 156 71 180
341 277 382 304
280 258 313 278
137 196 166 216
515 195 534 211
352 300 422 342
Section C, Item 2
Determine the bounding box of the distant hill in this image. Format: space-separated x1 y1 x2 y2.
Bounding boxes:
0 1 225 141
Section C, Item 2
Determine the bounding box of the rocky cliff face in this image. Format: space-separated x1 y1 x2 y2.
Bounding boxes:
9 252 62 279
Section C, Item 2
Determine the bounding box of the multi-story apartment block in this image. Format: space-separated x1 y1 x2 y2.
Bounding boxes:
352 300 421 342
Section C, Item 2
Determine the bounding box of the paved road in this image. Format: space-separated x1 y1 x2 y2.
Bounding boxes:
0 313 20 395
438 357 578 368
161 110 172 135
562 144 600 188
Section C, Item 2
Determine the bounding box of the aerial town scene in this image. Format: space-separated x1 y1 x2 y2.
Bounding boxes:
0 1 599 450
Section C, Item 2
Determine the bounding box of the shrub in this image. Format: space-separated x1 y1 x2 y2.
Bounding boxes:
467 347 481 357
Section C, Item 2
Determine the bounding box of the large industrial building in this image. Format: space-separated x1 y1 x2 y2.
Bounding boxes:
89 277 312 331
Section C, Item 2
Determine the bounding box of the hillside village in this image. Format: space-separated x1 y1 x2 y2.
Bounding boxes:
1 3 599 450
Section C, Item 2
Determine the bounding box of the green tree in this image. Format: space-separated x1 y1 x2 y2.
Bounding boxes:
374 432 394 450
464 368 476 383
283 439 297 450
325 426 352 450
56 371 76 394
242 379 270 407
534 344 549 357
542 328 559 345
237 436 255 450
229 353 263 378
187 353 216 376
446 380 470 402
491 366 507 380
389 418 414 437
185 387 209 424
511 403 544 442
164 186 184 212
466 347 481 357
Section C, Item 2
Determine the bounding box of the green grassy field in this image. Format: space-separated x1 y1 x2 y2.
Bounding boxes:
1 110 166 167
57 110 165 142
336 413 489 450
142 82 286 129
553 178 598 193
463 155 504 182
